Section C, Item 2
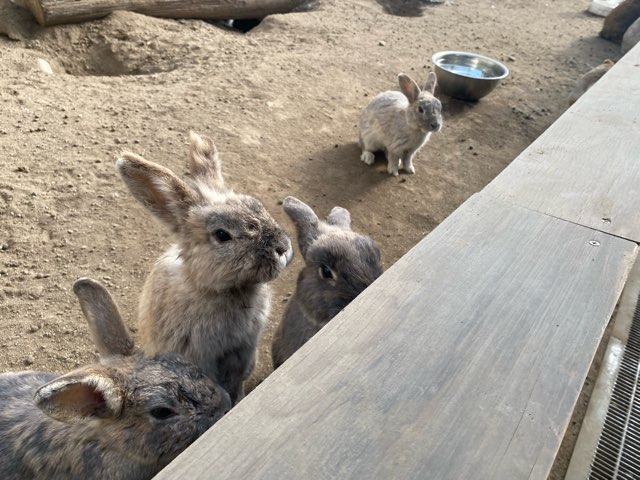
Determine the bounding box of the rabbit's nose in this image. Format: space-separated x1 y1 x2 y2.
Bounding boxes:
277 238 294 267
431 121 441 130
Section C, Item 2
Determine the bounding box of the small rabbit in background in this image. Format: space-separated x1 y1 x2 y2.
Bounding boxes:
568 59 615 105
0 278 230 480
271 197 383 368
116 132 293 405
359 72 443 176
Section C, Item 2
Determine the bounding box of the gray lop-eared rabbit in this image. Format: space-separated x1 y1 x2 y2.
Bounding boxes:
359 72 443 176
0 278 230 480
271 197 383 368
116 132 293 404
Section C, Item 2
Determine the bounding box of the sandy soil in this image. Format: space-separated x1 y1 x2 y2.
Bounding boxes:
0 0 623 476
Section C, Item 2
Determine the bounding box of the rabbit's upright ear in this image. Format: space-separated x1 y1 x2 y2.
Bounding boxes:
35 365 125 423
423 71 438 95
116 152 198 234
283 196 320 257
398 73 421 103
189 131 225 190
73 278 135 358
326 207 351 231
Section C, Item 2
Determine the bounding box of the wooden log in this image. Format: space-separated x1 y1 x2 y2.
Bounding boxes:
22 0 309 26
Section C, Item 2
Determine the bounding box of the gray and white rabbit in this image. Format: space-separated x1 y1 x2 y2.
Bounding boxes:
359 72 443 176
116 132 293 404
271 197 383 368
0 278 230 480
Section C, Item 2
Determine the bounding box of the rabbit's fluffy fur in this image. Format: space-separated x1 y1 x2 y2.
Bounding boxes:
600 0 640 44
271 197 383 368
622 17 640 54
568 59 614 105
116 132 293 404
0 278 229 480
359 72 442 176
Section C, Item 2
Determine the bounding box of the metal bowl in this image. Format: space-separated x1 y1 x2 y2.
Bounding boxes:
431 51 509 101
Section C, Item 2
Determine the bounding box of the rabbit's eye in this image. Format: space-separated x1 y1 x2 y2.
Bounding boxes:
319 265 335 280
418 106 425 114
150 407 177 420
213 229 232 242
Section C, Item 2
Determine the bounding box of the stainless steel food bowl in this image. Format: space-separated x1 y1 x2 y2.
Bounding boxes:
431 51 509 101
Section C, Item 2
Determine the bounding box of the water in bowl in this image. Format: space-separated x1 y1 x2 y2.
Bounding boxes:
438 63 486 79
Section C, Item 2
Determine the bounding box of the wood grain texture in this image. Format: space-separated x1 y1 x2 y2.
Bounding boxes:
155 193 637 480
483 43 640 242
22 0 307 26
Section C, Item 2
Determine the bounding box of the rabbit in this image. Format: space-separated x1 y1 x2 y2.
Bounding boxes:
568 59 615 105
271 197 383 368
0 278 230 480
600 0 640 44
359 72 443 176
622 17 640 54
116 131 294 405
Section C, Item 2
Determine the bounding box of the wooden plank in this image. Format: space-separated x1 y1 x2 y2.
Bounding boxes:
483 43 640 242
155 193 636 480
22 0 307 26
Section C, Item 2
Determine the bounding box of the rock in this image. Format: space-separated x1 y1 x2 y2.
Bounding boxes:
0 0 38 41
378 40 386 46
622 17 640 54
589 0 623 17
23 356 34 366
36 58 54 74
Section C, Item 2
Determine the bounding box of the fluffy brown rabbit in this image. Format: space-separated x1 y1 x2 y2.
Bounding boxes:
600 0 640 44
359 72 443 176
116 132 293 404
271 197 383 368
0 278 230 480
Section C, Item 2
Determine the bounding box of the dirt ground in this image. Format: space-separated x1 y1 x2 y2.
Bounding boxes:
0 0 623 477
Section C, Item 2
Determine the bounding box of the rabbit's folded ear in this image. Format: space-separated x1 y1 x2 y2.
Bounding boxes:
326 207 351 231
73 278 135 358
423 71 438 95
189 131 225 190
283 196 320 256
116 152 198 234
398 73 421 103
35 366 125 424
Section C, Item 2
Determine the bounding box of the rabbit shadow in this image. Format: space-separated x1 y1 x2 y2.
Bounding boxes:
376 0 442 17
558 34 622 67
295 141 391 210
439 95 479 118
